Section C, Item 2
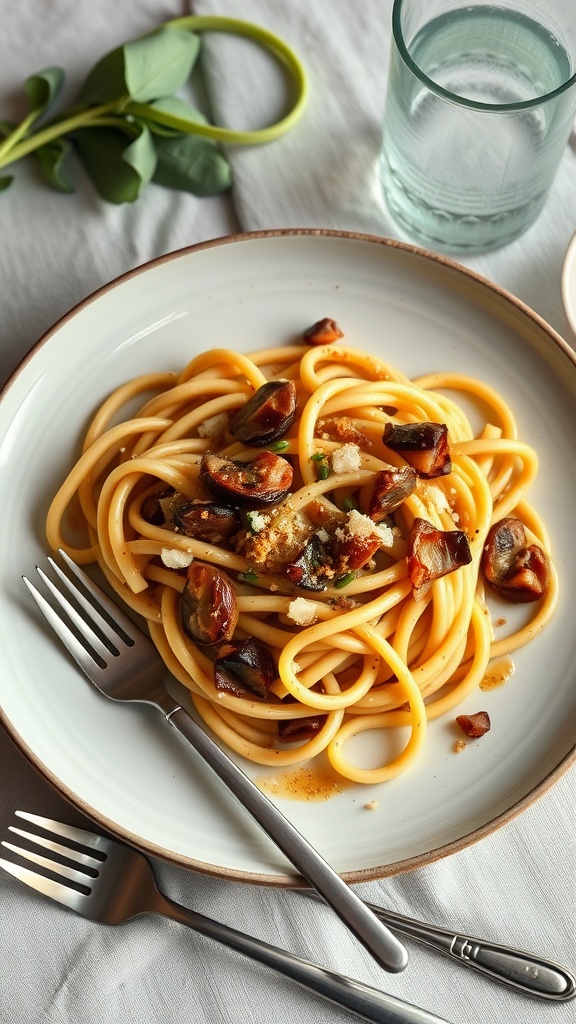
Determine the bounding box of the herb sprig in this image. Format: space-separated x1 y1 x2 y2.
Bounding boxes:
0 15 307 204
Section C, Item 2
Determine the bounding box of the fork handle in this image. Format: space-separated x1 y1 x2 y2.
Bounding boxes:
162 894 452 1024
166 706 408 974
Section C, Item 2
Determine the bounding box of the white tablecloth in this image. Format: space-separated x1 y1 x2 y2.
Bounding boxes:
1 2 574 1023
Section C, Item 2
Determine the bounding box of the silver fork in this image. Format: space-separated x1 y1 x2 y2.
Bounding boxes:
23 550 407 975
0 811 451 1024
21 554 576 1002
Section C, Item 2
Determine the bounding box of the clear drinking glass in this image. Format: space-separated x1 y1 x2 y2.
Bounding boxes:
381 0 576 252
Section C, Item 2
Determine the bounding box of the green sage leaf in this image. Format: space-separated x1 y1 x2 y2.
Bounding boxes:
78 26 200 106
25 68 65 119
35 138 74 193
152 133 232 197
74 124 156 203
76 47 126 106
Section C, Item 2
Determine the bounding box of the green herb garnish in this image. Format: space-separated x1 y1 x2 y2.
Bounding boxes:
310 452 330 481
334 572 355 589
342 495 357 511
0 16 307 203
270 439 290 452
237 570 259 585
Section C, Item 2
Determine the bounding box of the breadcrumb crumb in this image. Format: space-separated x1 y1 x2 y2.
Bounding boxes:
287 597 318 626
161 548 193 569
331 443 362 474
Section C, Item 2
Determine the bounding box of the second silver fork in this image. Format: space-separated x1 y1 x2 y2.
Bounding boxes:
1 811 452 1024
23 550 407 975
22 553 576 1001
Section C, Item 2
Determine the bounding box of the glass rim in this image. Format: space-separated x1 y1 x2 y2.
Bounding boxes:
392 0 576 111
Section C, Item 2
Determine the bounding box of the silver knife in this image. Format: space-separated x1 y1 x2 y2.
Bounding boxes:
303 890 575 1001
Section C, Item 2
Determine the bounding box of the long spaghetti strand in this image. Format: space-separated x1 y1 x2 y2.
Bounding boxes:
46 342 555 785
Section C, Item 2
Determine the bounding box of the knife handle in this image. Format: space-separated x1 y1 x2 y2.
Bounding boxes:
360 900 576 1001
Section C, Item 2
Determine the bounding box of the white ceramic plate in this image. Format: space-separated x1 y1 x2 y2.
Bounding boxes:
1 230 575 885
561 230 576 336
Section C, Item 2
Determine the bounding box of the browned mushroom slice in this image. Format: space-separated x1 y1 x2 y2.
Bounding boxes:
368 467 417 521
229 380 297 446
180 563 239 645
481 517 550 603
173 501 241 544
303 318 344 345
214 637 277 698
278 715 326 741
456 711 491 738
407 517 472 594
383 422 451 478
200 451 293 508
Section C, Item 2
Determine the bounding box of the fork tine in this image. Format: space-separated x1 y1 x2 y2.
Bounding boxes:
22 572 108 670
15 811 111 856
0 855 90 905
48 554 134 650
7 825 103 870
1 840 94 886
58 549 143 645
39 563 115 660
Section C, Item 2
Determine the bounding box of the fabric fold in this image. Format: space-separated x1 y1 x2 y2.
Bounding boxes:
191 0 576 337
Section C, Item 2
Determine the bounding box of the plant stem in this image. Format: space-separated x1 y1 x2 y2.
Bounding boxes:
0 110 38 162
0 98 125 171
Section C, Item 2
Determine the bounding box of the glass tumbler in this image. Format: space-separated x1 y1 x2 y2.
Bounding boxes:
381 0 576 252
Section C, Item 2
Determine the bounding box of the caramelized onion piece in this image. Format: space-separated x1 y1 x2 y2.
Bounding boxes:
368 467 417 521
456 711 491 738
233 496 345 575
200 451 293 508
141 489 171 526
315 416 372 448
481 517 550 603
278 715 326 742
141 488 190 527
303 317 344 345
180 563 238 645
383 422 451 478
407 517 472 595
286 534 328 590
230 380 297 446
173 501 241 544
214 637 277 698
287 511 383 590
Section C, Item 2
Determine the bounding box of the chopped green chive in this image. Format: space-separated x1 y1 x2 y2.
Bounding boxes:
270 439 290 452
244 511 259 532
342 495 357 511
237 570 259 584
334 572 355 589
310 452 330 480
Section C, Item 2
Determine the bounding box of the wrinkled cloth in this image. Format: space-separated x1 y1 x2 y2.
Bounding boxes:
1 2 575 1024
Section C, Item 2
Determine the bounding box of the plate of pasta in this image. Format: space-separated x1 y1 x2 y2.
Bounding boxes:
1 229 575 884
